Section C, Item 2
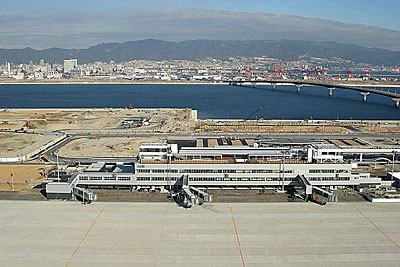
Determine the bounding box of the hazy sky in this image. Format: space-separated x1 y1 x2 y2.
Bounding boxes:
3 0 399 30
1 0 399 50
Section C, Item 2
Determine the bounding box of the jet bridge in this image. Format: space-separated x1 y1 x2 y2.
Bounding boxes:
72 186 98 203
68 174 98 203
296 175 337 203
190 186 213 202
172 175 213 207
312 186 337 202
297 175 313 201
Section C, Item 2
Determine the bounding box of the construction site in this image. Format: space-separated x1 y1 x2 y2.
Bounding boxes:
0 107 399 205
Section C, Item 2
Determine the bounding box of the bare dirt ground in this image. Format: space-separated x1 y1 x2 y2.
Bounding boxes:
333 189 366 202
0 132 57 158
0 164 53 191
0 108 195 132
361 126 400 133
58 136 165 158
0 108 195 159
0 189 46 200
93 189 169 202
208 189 290 202
90 189 291 203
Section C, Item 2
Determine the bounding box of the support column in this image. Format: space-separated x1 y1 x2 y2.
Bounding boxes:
296 84 303 93
252 82 257 88
359 153 363 161
361 92 369 101
392 98 400 107
271 83 277 90
328 87 335 96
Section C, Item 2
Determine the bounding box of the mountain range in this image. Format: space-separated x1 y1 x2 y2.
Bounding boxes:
1 39 400 66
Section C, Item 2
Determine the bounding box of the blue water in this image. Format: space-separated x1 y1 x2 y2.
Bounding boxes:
0 84 399 120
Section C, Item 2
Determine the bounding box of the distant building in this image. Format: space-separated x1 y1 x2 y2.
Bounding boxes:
63 59 78 73
46 63 51 73
6 62 11 76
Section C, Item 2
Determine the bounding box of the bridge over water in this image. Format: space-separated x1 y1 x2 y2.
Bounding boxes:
226 80 400 107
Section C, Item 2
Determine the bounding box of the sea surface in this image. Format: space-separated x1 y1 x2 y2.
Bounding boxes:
0 83 399 120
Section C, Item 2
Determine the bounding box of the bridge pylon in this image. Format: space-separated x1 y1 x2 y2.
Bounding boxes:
296 84 303 93
361 92 370 101
270 82 277 90
328 87 335 96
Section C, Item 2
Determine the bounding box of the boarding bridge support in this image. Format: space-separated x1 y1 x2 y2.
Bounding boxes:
190 186 213 202
312 186 337 202
297 175 313 201
328 87 335 96
392 98 400 107
182 174 189 188
296 84 303 93
180 175 199 206
68 173 97 204
361 92 370 101
72 186 98 204
182 188 199 205
173 175 213 207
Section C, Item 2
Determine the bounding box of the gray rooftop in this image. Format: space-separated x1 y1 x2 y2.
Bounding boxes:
178 146 291 157
86 162 106 172
258 138 325 145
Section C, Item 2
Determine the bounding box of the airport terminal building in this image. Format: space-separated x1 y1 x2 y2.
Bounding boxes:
53 142 380 193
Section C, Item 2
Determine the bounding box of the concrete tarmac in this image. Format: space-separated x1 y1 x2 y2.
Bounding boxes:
0 201 399 266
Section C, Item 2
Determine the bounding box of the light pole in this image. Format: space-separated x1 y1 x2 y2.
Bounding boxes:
282 155 285 192
11 173 14 191
167 154 171 191
56 150 60 180
391 150 395 187
280 151 287 192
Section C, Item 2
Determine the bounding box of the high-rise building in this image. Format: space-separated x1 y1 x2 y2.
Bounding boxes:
39 59 45 67
7 62 11 77
63 59 78 73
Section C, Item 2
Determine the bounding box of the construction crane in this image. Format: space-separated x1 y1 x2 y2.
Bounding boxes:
363 68 371 78
345 68 352 78
245 106 263 121
245 62 252 78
